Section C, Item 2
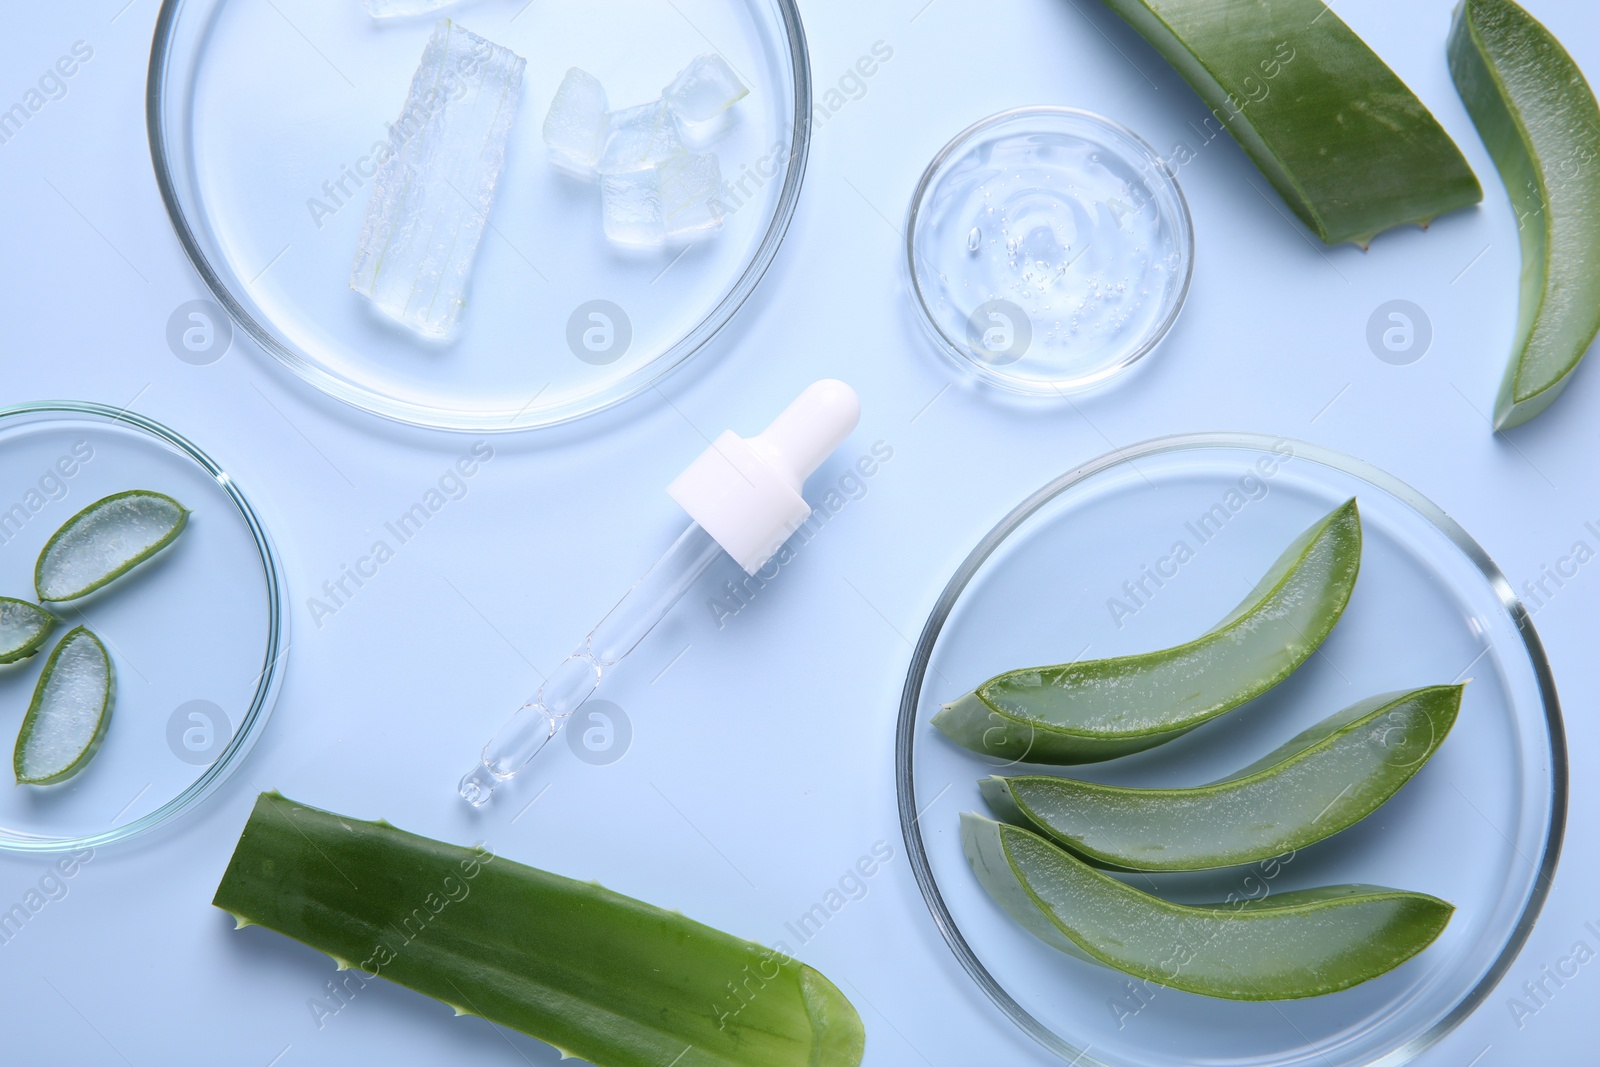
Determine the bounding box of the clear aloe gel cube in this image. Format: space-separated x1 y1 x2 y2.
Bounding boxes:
664 54 748 124
350 20 525 340
597 100 683 175
659 152 726 238
542 67 609 177
601 170 665 246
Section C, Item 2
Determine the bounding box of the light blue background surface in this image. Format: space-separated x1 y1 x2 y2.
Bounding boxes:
0 0 1596 1064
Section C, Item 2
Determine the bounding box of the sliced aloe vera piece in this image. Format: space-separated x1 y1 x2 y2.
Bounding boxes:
934 499 1361 764
0 598 54 664
962 813 1452 1000
214 793 865 1067
984 685 1462 871
13 627 114 785
1098 0 1481 246
1448 0 1600 429
34 490 188 603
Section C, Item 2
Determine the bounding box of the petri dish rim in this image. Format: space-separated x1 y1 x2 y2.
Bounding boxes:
893 431 1566 1066
145 0 813 433
0 401 289 853
904 106 1195 396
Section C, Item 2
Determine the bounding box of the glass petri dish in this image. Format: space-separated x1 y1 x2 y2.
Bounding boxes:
147 0 810 431
0 403 288 852
906 107 1193 395
896 434 1564 1067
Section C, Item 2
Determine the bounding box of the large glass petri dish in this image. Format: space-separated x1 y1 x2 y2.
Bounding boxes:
896 434 1564 1067
0 404 288 852
148 0 810 431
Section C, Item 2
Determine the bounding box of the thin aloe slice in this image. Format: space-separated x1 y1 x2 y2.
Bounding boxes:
34 490 189 603
934 499 1361 764
984 685 1462 871
1448 0 1600 429
1097 0 1481 246
0 598 54 664
350 20 525 340
13 628 114 786
963 813 1452 1000
214 793 865 1067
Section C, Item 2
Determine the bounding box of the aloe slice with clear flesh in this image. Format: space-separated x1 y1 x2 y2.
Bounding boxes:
1448 0 1600 429
34 490 188 603
983 685 1462 871
214 793 865 1067
13 628 113 785
0 598 54 664
1096 0 1481 246
962 813 1452 1000
934 499 1361 764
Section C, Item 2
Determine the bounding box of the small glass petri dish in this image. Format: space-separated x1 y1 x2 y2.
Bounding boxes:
147 0 810 432
906 107 1193 395
0 403 288 852
896 433 1564 1067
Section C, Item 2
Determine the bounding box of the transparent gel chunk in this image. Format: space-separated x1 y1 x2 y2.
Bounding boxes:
542 67 609 177
601 170 665 246
597 101 682 175
362 0 464 16
663 54 748 125
18 633 110 781
350 20 526 340
37 493 186 602
659 152 726 238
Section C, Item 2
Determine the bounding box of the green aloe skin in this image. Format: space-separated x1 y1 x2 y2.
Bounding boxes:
34 490 189 603
963 814 1453 1000
0 598 54 664
215 794 866 1067
983 685 1463 871
934 499 1361 764
1095 0 1481 246
1447 0 1600 429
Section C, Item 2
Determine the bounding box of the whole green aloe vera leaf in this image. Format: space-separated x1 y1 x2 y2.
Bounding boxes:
1095 0 1481 246
962 813 1452 1000
214 793 865 1067
0 597 54 664
933 499 1361 764
983 685 1462 871
1448 0 1600 429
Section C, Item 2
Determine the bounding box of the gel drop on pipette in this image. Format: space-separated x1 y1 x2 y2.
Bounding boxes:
459 380 861 806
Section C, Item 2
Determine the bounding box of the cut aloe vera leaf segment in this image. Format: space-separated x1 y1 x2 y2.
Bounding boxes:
13 628 114 786
1448 0 1600 429
0 598 54 664
962 813 1453 1001
34 490 189 603
1097 0 1481 246
214 793 866 1067
934 498 1362 764
984 684 1463 871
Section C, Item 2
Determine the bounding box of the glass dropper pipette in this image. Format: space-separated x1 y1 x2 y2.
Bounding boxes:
459 380 861 807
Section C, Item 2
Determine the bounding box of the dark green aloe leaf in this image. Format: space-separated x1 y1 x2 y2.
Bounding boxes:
984 685 1463 870
963 813 1453 1000
1095 0 1482 246
215 793 865 1067
934 499 1360 764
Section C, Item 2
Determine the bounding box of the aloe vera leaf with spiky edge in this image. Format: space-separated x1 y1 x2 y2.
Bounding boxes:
34 490 189 603
214 793 865 1067
1448 0 1600 429
1094 0 1481 246
962 813 1453 1000
983 685 1463 871
933 499 1361 764
0 598 54 664
14 627 114 785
